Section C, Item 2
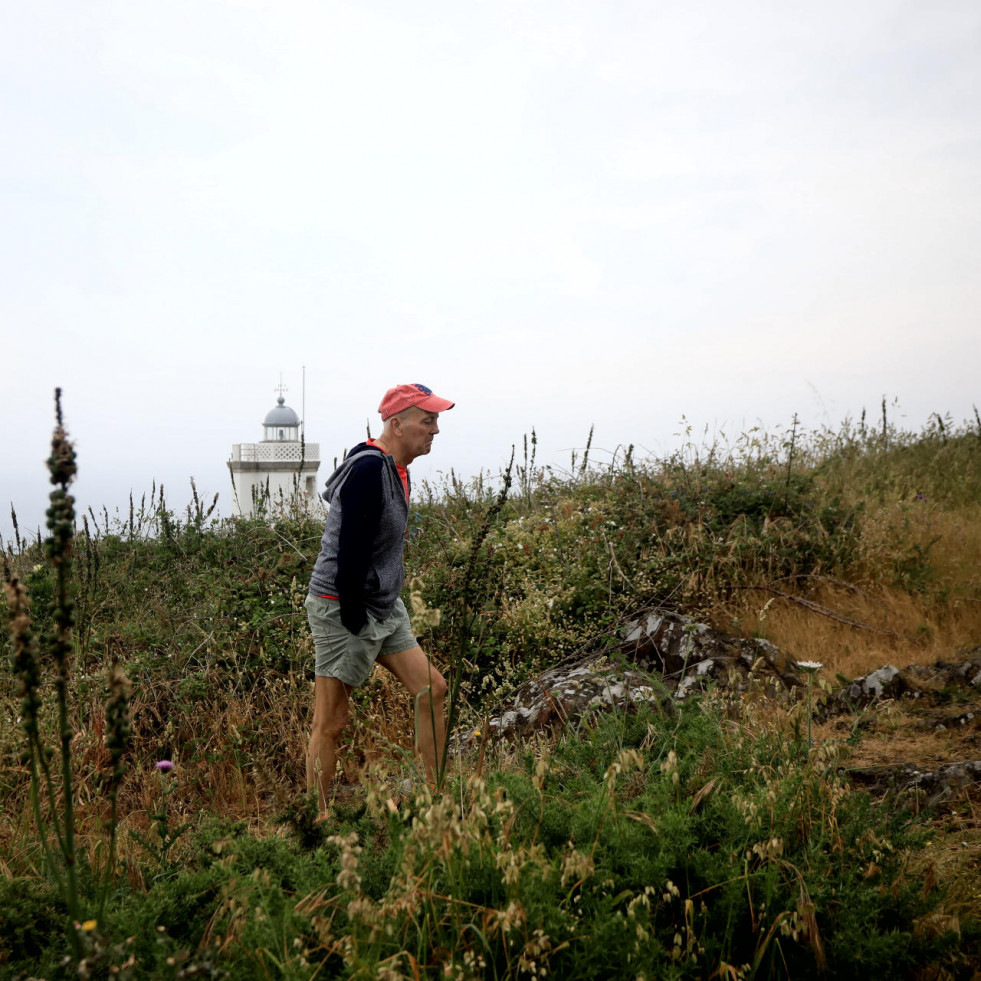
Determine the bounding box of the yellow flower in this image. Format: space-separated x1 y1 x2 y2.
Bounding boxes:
80 919 98 932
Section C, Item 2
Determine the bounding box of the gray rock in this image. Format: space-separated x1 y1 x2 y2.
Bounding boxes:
464 614 981 748
471 611 801 744
847 760 981 808
841 666 901 703
837 654 981 711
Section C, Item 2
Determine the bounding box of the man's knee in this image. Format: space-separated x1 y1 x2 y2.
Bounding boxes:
311 677 352 739
312 704 349 741
430 671 448 703
417 669 448 705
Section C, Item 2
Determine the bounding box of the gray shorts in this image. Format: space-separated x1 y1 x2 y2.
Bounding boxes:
305 594 417 687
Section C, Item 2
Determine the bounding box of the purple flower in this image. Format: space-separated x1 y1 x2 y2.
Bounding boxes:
155 759 174 773
915 493 928 501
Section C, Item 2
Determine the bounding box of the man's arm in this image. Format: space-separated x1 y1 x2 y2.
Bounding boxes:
334 455 384 634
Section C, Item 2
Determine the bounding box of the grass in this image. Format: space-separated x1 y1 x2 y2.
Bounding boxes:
1 395 980 978
2 701 968 979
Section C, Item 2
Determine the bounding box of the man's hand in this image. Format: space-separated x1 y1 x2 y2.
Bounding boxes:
340 602 368 636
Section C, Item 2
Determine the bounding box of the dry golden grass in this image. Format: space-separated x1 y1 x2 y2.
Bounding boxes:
858 500 981 592
719 497 981 680
724 582 981 680
0 665 428 872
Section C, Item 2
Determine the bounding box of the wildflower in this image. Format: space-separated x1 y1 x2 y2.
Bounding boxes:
796 660 823 672
155 759 174 773
80 919 98 932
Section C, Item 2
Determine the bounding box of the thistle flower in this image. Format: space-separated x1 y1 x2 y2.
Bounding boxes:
155 759 174 773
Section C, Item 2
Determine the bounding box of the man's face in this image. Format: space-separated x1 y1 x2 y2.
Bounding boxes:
399 406 440 460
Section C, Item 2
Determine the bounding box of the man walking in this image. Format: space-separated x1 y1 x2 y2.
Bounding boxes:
305 383 454 819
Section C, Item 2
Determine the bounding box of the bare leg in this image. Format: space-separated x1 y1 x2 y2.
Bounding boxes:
378 645 448 785
307 676 351 818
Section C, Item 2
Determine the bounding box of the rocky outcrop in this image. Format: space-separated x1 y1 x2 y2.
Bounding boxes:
453 612 981 807
472 617 981 797
477 612 801 744
482 662 676 744
847 760 981 809
839 655 981 708
618 613 802 695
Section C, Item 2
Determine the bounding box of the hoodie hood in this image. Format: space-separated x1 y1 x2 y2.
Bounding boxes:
322 442 385 503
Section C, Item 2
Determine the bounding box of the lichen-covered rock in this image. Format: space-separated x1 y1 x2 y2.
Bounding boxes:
838 654 981 710
840 666 903 704
466 613 981 752
484 662 675 741
619 612 801 696
473 611 800 745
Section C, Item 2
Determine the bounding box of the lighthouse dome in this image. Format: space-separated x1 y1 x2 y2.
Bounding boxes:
263 396 300 427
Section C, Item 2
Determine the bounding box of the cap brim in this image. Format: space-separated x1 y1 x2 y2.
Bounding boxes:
417 395 455 413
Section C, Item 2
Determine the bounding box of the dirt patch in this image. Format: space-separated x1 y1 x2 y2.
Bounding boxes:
822 683 981 932
819 704 981 773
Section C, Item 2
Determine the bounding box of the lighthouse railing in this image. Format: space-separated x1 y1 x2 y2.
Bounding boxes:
230 442 321 464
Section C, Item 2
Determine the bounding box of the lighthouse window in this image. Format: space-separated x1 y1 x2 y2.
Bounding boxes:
278 428 285 440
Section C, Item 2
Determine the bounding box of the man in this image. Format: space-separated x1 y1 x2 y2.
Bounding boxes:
305 383 454 819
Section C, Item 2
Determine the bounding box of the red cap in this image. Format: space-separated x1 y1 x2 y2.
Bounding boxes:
379 383 455 421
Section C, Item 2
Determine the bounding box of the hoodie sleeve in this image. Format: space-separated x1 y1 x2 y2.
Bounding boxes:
334 454 385 634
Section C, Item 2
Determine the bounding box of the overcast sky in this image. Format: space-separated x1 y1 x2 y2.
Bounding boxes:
3 0 979 545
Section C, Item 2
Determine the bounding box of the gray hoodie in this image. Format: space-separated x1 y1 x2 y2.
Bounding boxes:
308 442 409 628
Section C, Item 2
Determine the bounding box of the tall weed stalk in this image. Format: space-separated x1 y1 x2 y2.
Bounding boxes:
3 390 132 959
4 390 85 955
436 453 514 783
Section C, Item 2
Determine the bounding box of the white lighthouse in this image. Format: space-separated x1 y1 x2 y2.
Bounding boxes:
227 387 322 518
